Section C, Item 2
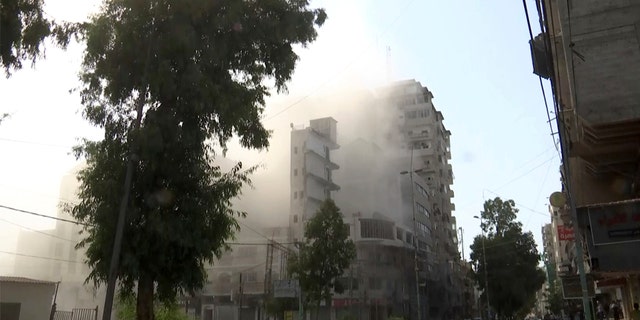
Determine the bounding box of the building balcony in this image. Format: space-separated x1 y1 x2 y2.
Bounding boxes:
411 146 435 157
308 128 339 150
306 171 340 191
305 148 339 170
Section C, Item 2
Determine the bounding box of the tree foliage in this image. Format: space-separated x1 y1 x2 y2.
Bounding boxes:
69 1 326 319
470 197 546 320
546 280 565 316
0 0 84 75
116 294 189 320
288 199 356 314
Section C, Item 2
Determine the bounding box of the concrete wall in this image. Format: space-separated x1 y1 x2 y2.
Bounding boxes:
0 281 55 320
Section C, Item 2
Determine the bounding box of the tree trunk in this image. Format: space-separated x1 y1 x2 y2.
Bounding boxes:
315 299 321 320
137 273 155 320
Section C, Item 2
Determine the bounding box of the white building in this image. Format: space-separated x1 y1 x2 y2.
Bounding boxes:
376 79 460 320
12 165 106 315
289 117 340 243
0 276 57 320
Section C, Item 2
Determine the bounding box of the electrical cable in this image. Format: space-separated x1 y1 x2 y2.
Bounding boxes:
0 204 89 226
0 250 84 264
0 137 74 149
521 0 561 158
0 217 77 243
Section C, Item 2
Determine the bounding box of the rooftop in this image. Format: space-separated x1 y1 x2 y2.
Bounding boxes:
0 276 57 285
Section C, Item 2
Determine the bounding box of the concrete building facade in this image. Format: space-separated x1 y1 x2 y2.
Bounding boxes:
0 276 57 320
376 79 460 320
289 117 340 243
532 0 640 318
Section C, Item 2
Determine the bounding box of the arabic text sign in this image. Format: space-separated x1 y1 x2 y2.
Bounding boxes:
557 225 575 241
586 201 640 245
273 279 299 298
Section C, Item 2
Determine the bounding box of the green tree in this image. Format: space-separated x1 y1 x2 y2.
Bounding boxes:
1 0 83 75
546 280 565 316
288 199 356 319
69 1 326 319
470 197 546 320
116 294 189 320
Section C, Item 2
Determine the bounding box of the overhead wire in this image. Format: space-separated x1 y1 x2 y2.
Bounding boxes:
0 204 89 226
0 250 85 264
521 0 561 159
0 217 77 243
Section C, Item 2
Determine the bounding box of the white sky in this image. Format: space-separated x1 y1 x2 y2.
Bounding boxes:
0 0 559 273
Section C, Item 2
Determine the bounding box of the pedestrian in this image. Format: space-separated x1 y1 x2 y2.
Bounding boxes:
611 301 620 320
631 302 640 320
597 301 605 320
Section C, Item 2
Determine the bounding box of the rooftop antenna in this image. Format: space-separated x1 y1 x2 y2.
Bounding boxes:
386 45 392 83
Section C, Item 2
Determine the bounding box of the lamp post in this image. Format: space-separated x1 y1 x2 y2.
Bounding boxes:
473 215 491 320
400 147 424 320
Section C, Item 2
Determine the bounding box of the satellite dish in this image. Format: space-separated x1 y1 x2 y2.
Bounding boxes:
549 191 567 207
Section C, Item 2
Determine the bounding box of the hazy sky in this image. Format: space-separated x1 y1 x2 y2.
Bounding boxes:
0 0 559 273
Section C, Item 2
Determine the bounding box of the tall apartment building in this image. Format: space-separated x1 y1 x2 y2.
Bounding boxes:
289 117 340 243
377 79 460 320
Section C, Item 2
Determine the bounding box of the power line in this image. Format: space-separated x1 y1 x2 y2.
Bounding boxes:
521 0 561 159
0 204 89 226
0 250 85 264
0 217 77 243
0 203 293 249
236 220 293 253
483 189 549 218
0 137 74 149
492 154 557 192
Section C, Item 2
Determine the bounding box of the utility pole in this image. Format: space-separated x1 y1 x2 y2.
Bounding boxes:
459 227 465 320
238 273 243 320
400 147 422 320
474 215 491 320
459 227 464 261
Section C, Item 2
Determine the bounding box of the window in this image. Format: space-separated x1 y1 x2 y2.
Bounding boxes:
0 303 21 320
405 110 417 119
416 203 430 218
417 222 430 237
396 228 403 240
406 232 413 244
299 191 304 198
294 147 298 154
336 277 358 290
325 167 331 181
243 271 257 282
415 183 429 198
293 215 298 223
360 219 394 240
294 169 298 176
417 109 430 118
369 277 382 290
293 191 297 199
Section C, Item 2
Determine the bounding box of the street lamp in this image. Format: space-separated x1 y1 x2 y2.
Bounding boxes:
473 215 491 320
400 146 425 320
